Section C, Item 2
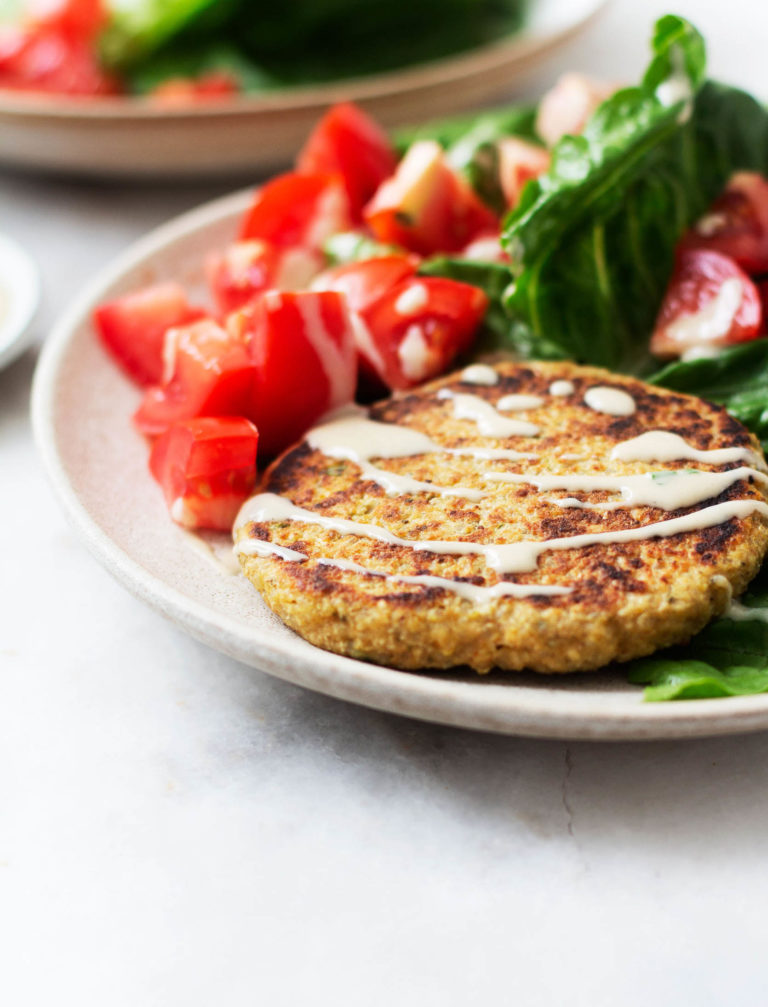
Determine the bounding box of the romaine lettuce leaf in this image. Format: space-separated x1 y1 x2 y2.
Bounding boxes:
651 339 768 452
104 0 529 87
628 562 768 700
501 15 768 371
101 0 236 69
393 104 537 156
628 660 768 701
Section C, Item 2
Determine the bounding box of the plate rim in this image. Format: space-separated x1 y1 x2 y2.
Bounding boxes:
30 181 768 742
0 0 610 122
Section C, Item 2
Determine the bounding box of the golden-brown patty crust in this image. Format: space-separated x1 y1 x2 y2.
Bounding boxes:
234 361 768 673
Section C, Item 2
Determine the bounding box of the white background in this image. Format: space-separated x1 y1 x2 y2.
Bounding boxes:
2 2 767 1004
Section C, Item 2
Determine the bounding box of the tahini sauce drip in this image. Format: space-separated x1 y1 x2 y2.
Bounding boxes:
437 390 540 437
235 381 768 605
237 493 768 576
460 364 499 385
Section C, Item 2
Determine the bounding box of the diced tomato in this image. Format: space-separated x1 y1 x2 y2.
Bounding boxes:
29 0 107 42
0 22 119 95
497 137 550 208
134 318 256 436
228 290 356 457
296 102 398 221
239 171 352 251
149 71 240 104
650 249 763 359
363 140 497 255
149 416 259 531
535 73 615 147
679 173 768 275
359 275 488 389
94 282 205 386
311 255 419 387
206 240 322 314
312 256 419 314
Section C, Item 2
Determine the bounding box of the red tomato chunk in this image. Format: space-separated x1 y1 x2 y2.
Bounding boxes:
362 276 488 389
535 73 616 148
314 258 487 390
149 417 259 531
228 289 356 458
364 140 497 255
206 240 322 314
134 318 256 436
239 171 351 251
296 102 398 221
679 172 768 275
0 1 116 95
93 100 505 533
93 282 205 386
497 138 550 209
650 249 763 359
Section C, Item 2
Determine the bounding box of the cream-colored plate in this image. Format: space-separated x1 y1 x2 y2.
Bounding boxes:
31 188 768 740
0 0 608 178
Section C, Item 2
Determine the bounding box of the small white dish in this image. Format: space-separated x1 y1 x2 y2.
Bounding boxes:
0 232 39 370
30 188 768 740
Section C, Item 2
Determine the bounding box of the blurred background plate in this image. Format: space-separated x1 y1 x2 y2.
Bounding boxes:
0 0 609 179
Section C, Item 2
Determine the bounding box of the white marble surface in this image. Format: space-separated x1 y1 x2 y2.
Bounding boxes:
3 2 768 1003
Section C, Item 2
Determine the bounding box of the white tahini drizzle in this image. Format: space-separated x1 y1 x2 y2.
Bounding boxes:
611 430 766 470
549 380 574 396
696 212 727 237
277 291 356 408
236 493 768 576
664 277 743 350
306 414 533 498
315 558 571 602
394 283 428 315
485 466 768 511
725 600 768 623
437 390 540 437
497 393 545 411
460 363 499 386
234 377 768 607
583 386 636 416
397 325 432 381
655 45 694 124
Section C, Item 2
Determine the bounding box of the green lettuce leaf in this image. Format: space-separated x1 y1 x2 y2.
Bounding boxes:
101 0 237 69
500 15 768 371
628 565 768 700
393 104 537 155
651 339 768 452
628 660 768 701
103 0 528 90
231 0 528 85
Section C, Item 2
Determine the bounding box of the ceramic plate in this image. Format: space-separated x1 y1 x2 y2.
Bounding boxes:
31 188 768 740
0 0 608 178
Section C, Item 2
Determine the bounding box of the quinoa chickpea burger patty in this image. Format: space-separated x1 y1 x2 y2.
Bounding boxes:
233 360 768 673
